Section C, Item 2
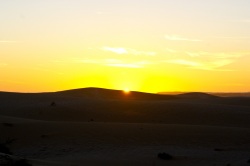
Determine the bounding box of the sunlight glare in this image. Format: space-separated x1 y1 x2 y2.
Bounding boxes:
123 88 130 94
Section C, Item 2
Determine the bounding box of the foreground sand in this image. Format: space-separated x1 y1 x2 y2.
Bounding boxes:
1 88 250 165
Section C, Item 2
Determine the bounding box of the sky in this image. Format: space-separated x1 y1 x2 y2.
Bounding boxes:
1 0 250 93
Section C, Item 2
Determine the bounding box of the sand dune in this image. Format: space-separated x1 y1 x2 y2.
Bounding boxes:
1 88 250 165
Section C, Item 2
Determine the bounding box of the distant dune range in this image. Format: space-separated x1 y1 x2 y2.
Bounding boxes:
1 88 250 166
159 91 250 97
0 88 250 127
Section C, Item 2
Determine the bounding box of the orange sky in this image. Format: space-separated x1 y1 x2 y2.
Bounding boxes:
1 0 250 93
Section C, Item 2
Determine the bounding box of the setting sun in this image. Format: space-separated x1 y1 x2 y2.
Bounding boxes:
1 1 250 165
123 88 130 94
1 0 250 93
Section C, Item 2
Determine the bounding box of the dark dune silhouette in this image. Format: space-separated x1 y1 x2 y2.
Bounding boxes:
159 91 250 97
176 92 219 99
1 87 250 166
0 87 250 126
56 87 177 100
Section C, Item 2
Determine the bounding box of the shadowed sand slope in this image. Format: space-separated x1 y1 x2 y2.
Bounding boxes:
176 92 219 99
0 88 250 127
57 87 177 100
1 118 250 166
1 88 250 166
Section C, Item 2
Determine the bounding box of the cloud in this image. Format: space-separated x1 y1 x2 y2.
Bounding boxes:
165 59 201 67
102 46 156 56
162 50 246 70
164 59 234 71
165 35 202 42
102 47 128 54
210 59 234 68
106 63 142 68
186 51 244 59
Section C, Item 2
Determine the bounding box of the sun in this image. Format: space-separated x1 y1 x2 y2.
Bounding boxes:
123 88 130 94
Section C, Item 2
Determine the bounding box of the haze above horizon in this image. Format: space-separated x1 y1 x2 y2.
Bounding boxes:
1 0 250 93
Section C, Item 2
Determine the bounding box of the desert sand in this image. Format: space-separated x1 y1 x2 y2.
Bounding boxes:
1 88 250 166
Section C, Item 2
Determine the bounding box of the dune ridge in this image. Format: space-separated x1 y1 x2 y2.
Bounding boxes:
1 88 250 166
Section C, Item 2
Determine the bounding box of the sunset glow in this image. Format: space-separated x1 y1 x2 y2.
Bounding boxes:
123 88 130 94
1 0 250 93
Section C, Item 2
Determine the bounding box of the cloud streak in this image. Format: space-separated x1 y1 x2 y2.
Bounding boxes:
185 51 244 59
102 47 128 54
106 63 142 68
165 35 202 42
162 50 248 71
164 59 234 71
165 59 201 67
102 46 156 56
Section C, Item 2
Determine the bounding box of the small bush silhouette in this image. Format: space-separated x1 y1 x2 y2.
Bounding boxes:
2 123 14 127
50 102 56 107
157 152 173 160
214 148 224 151
40 134 49 138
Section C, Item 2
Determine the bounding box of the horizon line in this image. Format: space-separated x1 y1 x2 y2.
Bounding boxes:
0 87 250 94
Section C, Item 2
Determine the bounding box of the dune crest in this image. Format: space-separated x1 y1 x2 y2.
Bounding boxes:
1 88 250 166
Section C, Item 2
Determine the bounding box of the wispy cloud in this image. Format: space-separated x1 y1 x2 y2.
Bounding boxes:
102 47 128 54
162 50 248 71
164 59 234 71
165 35 202 42
186 51 244 59
106 63 142 68
102 46 156 56
165 59 201 67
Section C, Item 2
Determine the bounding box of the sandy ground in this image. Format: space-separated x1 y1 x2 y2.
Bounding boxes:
1 88 250 165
